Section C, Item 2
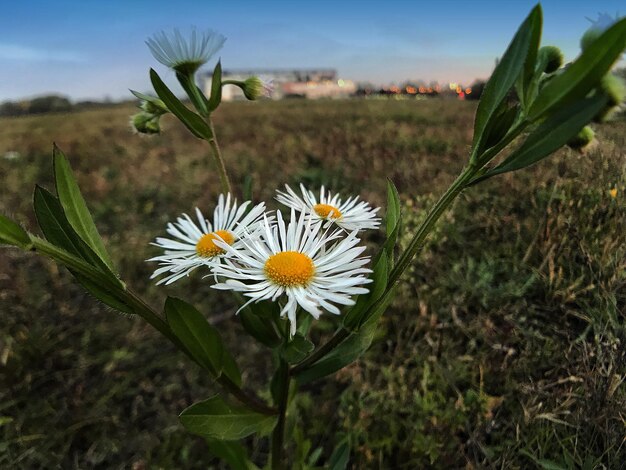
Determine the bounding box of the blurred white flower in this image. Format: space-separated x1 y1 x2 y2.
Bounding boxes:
146 28 226 74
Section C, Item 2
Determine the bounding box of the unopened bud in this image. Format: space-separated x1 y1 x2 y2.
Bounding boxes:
580 13 623 51
131 112 161 135
538 46 563 73
242 76 273 100
567 126 595 151
600 74 626 107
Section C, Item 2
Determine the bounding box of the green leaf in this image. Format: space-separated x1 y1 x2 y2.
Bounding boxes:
515 7 543 108
295 323 377 385
208 60 222 112
165 297 224 377
343 179 398 329
529 17 626 120
73 273 134 313
206 439 260 470
0 214 30 249
33 186 115 275
179 395 276 440
34 186 129 311
342 250 388 330
480 103 520 153
385 178 401 239
53 145 116 273
471 5 542 156
149 68 213 140
475 93 608 182
239 301 282 348
280 334 314 364
221 348 242 388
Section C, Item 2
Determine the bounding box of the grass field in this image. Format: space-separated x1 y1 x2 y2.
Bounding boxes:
0 98 625 468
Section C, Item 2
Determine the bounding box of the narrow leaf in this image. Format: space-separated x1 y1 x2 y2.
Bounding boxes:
149 68 213 140
165 297 224 377
385 178 401 238
477 94 607 181
295 322 377 385
221 348 242 388
0 214 30 249
239 301 282 348
471 5 542 154
180 395 276 440
529 18 626 120
53 145 116 273
342 250 388 330
208 60 222 111
516 7 543 108
34 186 113 274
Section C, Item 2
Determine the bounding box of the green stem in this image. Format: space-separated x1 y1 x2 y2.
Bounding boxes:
292 166 478 375
387 166 475 287
207 118 232 195
271 360 291 469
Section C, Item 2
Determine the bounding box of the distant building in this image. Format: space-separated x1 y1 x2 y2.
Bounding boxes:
202 68 356 100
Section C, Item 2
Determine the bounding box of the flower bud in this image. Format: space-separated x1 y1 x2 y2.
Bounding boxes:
600 73 626 107
242 76 273 100
538 46 563 73
567 126 595 151
580 13 622 51
131 112 161 135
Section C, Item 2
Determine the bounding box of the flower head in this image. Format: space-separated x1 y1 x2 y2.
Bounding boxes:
146 28 226 75
276 184 381 232
211 210 372 335
148 194 266 285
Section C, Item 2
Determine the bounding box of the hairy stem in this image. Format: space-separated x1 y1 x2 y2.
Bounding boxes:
207 119 232 195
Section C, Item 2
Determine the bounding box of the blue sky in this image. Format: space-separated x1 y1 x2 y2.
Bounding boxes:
1 0 624 101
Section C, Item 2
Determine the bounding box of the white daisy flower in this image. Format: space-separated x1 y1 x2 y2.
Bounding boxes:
146 28 226 74
148 194 266 285
211 209 372 336
276 184 381 232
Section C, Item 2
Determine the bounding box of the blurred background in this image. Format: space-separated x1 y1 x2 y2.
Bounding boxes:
1 1 625 468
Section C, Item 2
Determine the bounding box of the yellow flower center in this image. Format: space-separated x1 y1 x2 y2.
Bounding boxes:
196 230 235 257
264 251 315 287
313 203 342 219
